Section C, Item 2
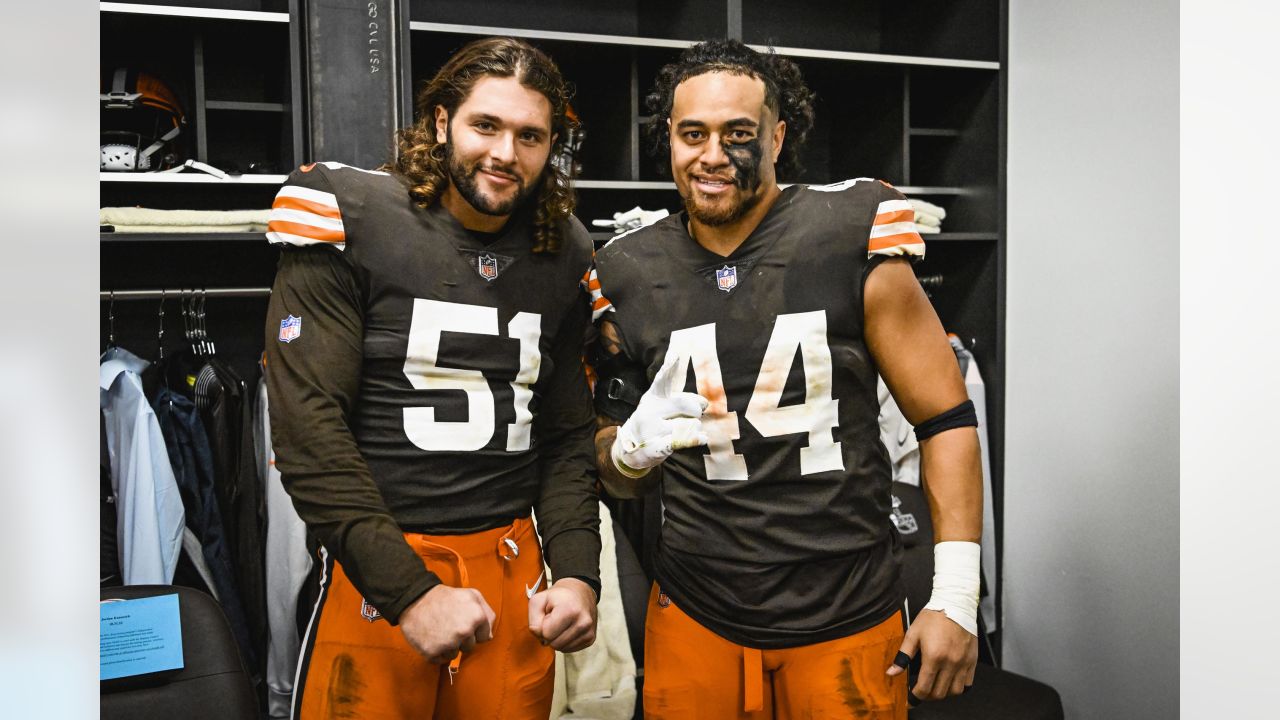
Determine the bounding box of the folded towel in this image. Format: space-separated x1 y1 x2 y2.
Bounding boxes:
105 223 268 234
914 212 942 229
548 502 637 720
907 198 947 221
100 207 271 228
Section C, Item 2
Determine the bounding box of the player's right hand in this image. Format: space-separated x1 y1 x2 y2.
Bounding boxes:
398 584 496 664
611 355 710 477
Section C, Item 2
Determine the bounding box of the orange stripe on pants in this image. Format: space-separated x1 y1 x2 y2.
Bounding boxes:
642 584 908 719
294 518 553 720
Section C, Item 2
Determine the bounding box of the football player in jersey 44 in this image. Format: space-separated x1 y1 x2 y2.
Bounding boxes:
588 40 986 718
264 37 602 720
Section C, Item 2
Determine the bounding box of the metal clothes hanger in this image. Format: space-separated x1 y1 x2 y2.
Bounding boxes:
180 289 194 356
199 288 215 357
106 290 117 349
156 289 166 362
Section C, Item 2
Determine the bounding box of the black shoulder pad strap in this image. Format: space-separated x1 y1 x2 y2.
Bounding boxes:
592 351 647 422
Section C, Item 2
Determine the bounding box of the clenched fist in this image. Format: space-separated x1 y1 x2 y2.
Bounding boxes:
399 584 496 664
527 578 598 653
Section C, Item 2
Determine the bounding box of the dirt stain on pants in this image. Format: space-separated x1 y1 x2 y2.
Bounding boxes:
836 657 871 717
325 653 365 718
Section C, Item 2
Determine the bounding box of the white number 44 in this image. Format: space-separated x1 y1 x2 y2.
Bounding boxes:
661 310 844 480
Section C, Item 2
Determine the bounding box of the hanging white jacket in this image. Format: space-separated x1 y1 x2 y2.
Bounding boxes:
255 376 314 718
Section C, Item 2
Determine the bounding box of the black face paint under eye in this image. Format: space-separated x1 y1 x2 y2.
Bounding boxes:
723 137 763 192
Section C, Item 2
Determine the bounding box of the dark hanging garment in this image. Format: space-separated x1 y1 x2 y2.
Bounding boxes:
153 385 257 672
194 358 268 678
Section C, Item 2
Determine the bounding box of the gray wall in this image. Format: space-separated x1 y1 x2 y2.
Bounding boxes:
1003 2 1178 718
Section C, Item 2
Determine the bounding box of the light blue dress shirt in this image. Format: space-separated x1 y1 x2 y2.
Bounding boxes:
100 347 185 585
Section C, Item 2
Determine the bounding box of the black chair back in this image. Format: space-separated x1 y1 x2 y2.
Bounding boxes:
101 584 258 720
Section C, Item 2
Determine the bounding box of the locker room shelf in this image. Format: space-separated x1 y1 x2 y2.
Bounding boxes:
410 21 693 49
205 100 288 112
101 172 288 184
575 180 675 190
409 21 1000 70
573 180 975 197
100 232 266 243
924 232 998 241
100 2 287 23
582 231 994 246
747 44 998 70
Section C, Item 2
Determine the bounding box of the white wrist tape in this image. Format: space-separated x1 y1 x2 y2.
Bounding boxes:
922 541 981 637
610 436 652 479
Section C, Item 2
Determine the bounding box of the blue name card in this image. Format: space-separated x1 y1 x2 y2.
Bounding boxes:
100 594 185 681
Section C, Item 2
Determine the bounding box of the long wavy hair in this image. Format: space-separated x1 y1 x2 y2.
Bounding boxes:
392 37 576 254
643 39 815 177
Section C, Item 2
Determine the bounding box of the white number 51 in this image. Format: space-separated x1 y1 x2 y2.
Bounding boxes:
402 299 541 452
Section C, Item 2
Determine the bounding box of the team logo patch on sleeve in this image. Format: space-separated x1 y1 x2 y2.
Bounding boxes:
278 315 302 343
716 265 738 292
360 599 382 622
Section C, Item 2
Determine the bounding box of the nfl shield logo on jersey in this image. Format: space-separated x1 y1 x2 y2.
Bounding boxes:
716 265 737 292
478 253 499 281
360 599 381 622
278 315 302 343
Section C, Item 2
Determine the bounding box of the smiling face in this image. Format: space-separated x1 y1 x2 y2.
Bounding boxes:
435 75 555 228
668 71 786 227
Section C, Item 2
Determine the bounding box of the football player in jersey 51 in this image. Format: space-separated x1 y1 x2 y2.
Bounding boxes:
264 37 601 720
587 40 985 718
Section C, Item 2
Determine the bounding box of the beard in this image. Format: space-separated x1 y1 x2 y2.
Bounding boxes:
443 137 537 217
684 185 763 226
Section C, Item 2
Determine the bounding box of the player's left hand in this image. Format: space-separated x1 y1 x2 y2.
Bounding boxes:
886 608 978 702
528 578 598 652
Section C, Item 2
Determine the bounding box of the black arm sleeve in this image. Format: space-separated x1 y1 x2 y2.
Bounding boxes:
533 283 603 590
264 247 439 624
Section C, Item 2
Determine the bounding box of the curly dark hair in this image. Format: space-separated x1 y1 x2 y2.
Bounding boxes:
390 37 576 254
643 39 815 177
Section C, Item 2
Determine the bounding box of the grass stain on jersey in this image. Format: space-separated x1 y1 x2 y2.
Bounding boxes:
836 657 871 717
723 137 763 192
325 653 365 718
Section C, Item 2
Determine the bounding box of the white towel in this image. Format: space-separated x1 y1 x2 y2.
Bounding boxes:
100 207 271 229
549 502 637 720
907 198 947 222
105 223 268 233
914 212 942 229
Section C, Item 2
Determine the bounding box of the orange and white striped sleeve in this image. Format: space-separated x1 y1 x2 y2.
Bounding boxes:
867 195 925 260
580 263 614 323
266 164 347 250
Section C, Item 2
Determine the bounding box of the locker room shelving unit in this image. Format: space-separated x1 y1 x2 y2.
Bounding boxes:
99 0 297 379
101 0 1009 654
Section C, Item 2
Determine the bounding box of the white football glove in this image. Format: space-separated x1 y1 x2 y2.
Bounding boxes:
611 356 710 478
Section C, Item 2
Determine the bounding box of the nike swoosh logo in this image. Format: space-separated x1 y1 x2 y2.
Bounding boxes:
525 571 545 599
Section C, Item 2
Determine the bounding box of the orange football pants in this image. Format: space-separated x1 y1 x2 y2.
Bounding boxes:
292 517 553 720
643 585 908 720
